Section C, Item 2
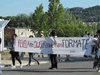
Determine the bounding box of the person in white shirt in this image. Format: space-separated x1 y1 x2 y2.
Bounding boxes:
91 35 98 54
49 30 57 69
83 31 89 58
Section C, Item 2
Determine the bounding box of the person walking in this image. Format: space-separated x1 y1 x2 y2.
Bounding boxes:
26 35 39 66
10 34 23 69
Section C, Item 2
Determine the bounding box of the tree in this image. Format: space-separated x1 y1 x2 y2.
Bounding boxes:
30 4 48 37
48 0 64 30
97 22 100 30
28 13 34 27
16 14 29 27
63 9 73 24
40 12 48 36
93 23 97 35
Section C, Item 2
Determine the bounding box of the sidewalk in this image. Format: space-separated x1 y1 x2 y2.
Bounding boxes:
0 54 49 68
0 54 94 68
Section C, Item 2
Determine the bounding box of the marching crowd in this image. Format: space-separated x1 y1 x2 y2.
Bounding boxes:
9 29 100 72
83 30 100 72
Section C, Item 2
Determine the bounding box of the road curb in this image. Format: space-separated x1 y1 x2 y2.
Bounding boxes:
1 61 49 68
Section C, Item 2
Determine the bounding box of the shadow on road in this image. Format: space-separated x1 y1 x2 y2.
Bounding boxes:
58 57 94 63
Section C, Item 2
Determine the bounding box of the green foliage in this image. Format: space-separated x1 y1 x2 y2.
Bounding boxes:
29 4 48 37
97 22 100 30
69 5 100 22
4 32 10 40
93 23 97 35
48 0 64 29
16 14 29 27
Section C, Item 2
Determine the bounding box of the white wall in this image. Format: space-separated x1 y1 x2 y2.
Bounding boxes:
0 29 4 51
15 28 35 38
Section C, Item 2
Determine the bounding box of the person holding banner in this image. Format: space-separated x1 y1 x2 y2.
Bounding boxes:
93 29 100 72
83 31 88 37
38 31 44 57
10 34 23 69
26 35 39 66
49 30 58 69
92 35 98 69
91 35 98 54
83 31 89 58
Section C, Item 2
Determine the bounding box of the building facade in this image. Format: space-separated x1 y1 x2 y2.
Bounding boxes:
4 28 35 48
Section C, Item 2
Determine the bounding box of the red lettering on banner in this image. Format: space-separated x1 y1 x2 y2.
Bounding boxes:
40 40 45 48
39 41 43 48
34 40 45 48
57 43 60 47
34 41 37 48
70 50 75 53
41 41 46 48
34 41 40 48
36 41 40 48
22 40 28 48
54 43 64 48
18 39 29 48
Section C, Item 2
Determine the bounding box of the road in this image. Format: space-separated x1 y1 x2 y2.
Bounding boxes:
1 56 100 75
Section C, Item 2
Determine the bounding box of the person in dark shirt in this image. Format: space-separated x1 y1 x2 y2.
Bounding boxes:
10 34 23 69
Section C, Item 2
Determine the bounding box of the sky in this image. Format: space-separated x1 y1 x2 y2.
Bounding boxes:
0 0 100 17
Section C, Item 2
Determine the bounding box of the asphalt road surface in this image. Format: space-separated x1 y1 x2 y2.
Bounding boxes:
1 58 100 75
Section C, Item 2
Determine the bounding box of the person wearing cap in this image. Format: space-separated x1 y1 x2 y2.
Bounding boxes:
93 29 100 72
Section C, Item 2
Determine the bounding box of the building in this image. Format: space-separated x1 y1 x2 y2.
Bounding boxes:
4 28 35 49
0 19 10 51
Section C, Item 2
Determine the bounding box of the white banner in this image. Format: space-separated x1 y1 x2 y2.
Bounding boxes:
14 37 92 55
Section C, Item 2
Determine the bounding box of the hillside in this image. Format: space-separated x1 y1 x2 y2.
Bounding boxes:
68 5 100 22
